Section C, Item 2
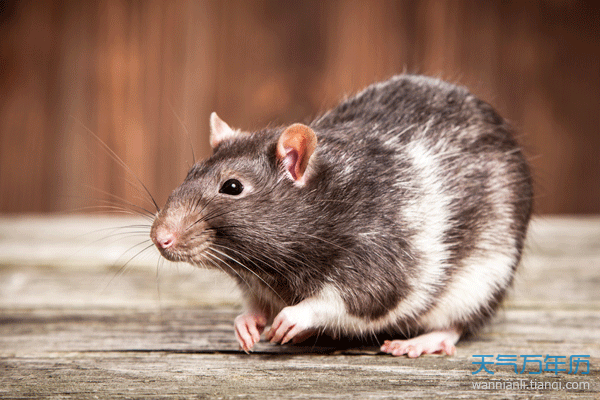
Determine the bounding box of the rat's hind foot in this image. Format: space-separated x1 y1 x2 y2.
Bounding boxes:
380 328 460 358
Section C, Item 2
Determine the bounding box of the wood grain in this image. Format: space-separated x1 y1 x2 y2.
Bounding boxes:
0 216 599 397
0 1 599 215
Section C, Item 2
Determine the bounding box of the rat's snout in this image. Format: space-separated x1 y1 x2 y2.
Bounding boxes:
150 203 211 264
153 226 177 250
150 219 184 262
150 209 183 256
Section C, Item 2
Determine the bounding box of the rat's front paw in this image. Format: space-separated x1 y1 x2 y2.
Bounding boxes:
265 305 314 345
234 312 267 353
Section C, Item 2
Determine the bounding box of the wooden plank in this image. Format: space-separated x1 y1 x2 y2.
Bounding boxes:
1 305 599 398
1 306 598 398
0 216 599 398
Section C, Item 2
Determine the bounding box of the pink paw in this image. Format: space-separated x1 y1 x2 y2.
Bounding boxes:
290 328 319 344
234 312 267 353
265 306 313 345
380 329 460 358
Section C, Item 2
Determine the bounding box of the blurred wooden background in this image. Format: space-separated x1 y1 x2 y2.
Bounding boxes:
0 0 598 215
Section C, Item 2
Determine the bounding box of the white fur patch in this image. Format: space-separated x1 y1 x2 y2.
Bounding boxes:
386 134 452 323
418 249 516 329
283 284 347 331
419 156 519 329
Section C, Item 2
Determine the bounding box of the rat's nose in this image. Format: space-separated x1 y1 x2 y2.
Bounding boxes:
153 227 177 249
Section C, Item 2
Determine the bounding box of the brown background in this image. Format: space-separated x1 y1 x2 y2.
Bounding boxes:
1 0 598 215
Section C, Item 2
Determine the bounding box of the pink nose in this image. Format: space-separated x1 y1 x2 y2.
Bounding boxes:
154 228 177 249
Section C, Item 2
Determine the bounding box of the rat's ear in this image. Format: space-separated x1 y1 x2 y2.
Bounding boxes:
276 123 317 185
210 112 240 149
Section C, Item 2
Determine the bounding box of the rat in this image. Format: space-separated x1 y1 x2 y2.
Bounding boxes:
150 74 533 357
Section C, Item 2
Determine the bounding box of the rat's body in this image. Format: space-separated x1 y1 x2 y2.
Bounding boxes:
151 75 533 357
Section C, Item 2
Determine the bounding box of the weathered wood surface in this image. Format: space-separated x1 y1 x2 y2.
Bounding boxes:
1 215 599 399
2 1 600 216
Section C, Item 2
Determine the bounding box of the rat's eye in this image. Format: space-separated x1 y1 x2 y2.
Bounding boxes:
219 179 244 196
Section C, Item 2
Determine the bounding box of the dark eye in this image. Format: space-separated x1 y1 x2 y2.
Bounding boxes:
219 179 244 196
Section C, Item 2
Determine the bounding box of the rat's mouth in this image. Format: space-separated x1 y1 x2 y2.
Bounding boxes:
151 232 214 266
155 246 184 262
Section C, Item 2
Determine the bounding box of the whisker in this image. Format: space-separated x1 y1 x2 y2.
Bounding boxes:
72 188 156 219
204 249 286 308
76 224 152 241
70 115 160 212
203 250 253 292
168 101 196 165
189 193 219 222
81 184 157 218
103 241 155 291
210 239 299 278
63 205 155 221
62 192 154 216
70 229 151 262
186 205 237 232
120 175 165 213
208 246 286 305
198 250 223 272
93 231 152 241
156 254 162 305
210 242 291 281
99 224 152 231
220 220 371 269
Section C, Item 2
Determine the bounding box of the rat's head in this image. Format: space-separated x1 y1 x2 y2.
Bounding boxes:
150 112 318 273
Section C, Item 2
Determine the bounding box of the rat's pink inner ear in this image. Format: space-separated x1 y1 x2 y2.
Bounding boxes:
276 123 317 183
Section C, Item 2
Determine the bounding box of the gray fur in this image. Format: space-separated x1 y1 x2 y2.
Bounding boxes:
151 74 533 339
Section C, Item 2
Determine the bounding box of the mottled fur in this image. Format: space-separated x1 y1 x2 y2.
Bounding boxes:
151 74 533 342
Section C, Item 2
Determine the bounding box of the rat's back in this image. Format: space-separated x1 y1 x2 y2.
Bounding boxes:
308 74 533 340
